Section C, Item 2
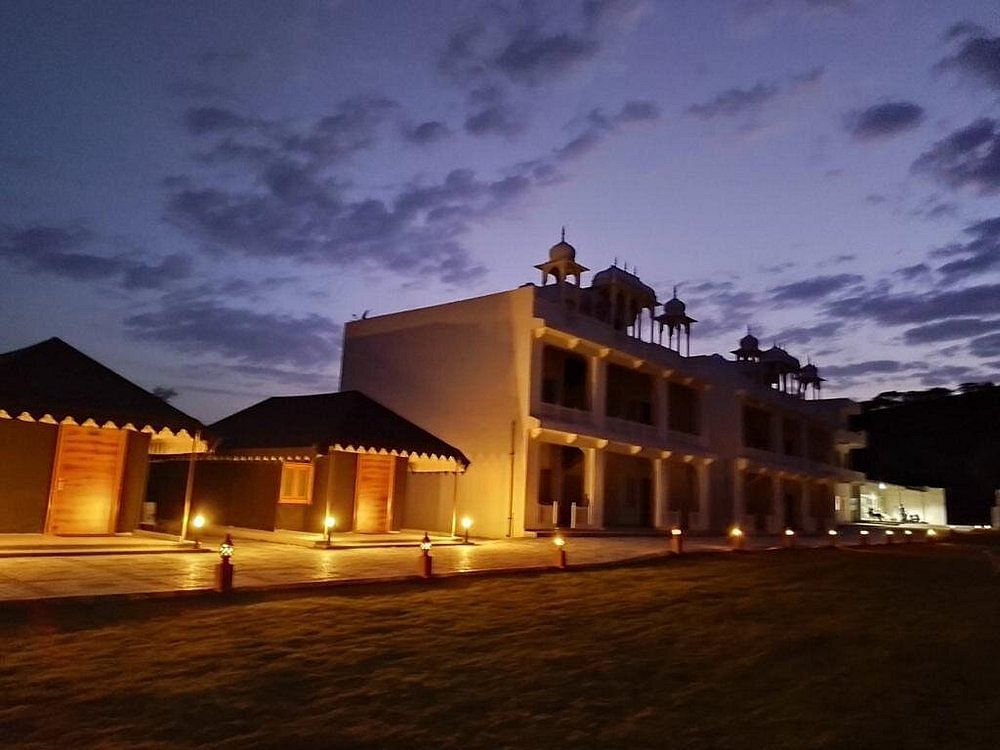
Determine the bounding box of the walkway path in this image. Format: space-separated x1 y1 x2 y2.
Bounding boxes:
0 530 928 602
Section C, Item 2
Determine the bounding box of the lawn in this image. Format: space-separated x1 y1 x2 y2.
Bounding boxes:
1 541 998 749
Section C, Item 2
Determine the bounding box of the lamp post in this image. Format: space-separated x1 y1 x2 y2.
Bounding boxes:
783 528 796 549
461 516 473 544
324 516 337 549
191 514 205 549
729 527 745 551
670 528 684 554
827 529 838 547
216 534 234 593
885 529 895 545
554 535 567 569
859 529 870 546
903 529 913 544
419 532 433 578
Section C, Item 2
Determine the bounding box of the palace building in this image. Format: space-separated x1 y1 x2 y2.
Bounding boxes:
341 235 867 538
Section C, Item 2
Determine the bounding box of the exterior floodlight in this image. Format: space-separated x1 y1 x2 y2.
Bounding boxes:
903 529 913 543
461 515 473 544
420 532 432 552
878 482 887 490
827 528 838 547
859 529 870 546
783 528 796 549
553 535 566 547
885 529 895 544
784 528 795 536
927 529 937 541
828 529 838 535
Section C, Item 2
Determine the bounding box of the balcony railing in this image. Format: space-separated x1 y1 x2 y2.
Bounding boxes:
536 401 593 426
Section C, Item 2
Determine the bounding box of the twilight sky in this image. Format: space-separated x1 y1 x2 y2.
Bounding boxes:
2 0 999 422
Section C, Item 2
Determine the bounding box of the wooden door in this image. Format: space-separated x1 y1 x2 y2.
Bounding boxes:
353 455 394 533
46 425 127 535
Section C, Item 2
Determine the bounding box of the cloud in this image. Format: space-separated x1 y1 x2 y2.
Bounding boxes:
845 101 925 140
769 321 841 346
495 31 599 86
825 282 1000 325
938 32 1000 90
688 82 779 120
124 296 340 370
942 21 988 42
930 216 1000 284
895 263 931 280
465 105 523 136
184 106 255 135
769 273 864 303
0 223 193 289
912 118 1000 194
970 332 1000 358
438 1 640 88
401 120 452 145
554 100 661 161
821 359 912 378
903 318 1000 344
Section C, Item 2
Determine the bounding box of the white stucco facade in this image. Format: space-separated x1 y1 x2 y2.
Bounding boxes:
340 244 868 538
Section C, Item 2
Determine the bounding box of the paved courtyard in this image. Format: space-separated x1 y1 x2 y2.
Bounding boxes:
0 528 923 603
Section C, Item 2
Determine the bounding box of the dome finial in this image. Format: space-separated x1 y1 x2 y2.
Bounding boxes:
672 284 678 299
561 225 566 242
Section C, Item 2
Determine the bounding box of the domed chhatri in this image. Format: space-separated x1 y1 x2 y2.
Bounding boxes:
655 286 697 356
732 327 762 362
740 332 758 348
534 228 588 291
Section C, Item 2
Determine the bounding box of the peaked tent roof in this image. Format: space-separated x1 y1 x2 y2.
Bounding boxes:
209 390 469 467
0 337 203 434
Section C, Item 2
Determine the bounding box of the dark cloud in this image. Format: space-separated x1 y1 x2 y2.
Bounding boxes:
465 104 523 136
555 100 661 161
438 2 639 87
911 199 959 220
903 318 1000 344
826 282 1000 325
896 263 931 280
845 101 924 140
912 118 1000 194
769 273 864 303
970 332 1000 358
821 359 911 378
184 106 254 135
769 321 841 346
0 223 193 290
124 297 340 370
942 21 988 42
688 82 779 120
865 194 887 204
495 31 599 86
401 120 452 145
938 32 1000 90
930 216 1000 284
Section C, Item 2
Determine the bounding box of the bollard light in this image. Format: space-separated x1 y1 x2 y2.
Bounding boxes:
553 534 567 569
885 529 895 544
927 528 937 542
859 529 870 546
461 516 473 544
418 532 433 578
904 529 913 543
670 528 683 555
828 529 838 547
729 527 745 551
216 533 234 593
192 514 205 549
323 516 337 548
783 528 796 549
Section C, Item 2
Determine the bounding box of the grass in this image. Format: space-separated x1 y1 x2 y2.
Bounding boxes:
1 541 998 749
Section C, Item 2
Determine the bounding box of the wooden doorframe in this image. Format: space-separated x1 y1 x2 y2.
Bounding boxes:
44 424 128 535
352 454 396 533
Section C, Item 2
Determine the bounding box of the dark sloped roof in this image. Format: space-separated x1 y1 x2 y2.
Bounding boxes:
0 337 203 434
209 391 469 466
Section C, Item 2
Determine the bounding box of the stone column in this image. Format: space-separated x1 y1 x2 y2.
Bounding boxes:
733 459 746 528
584 446 605 529
530 337 544 414
659 376 671 437
694 459 712 531
590 354 608 428
800 481 815 533
768 472 785 533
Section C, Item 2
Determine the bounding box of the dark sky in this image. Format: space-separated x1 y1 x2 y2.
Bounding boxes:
2 0 999 422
